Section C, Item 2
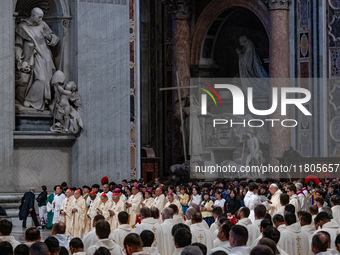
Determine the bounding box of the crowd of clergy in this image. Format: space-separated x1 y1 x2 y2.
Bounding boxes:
1 177 340 255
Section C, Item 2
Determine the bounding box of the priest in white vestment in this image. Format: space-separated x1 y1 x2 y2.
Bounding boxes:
190 212 214 253
244 183 261 223
110 211 134 249
109 193 126 231
141 190 154 208
278 212 311 255
164 193 183 216
97 193 113 223
86 220 123 255
228 225 250 255
152 188 166 216
296 183 308 211
300 211 316 238
86 192 101 233
134 207 164 255
160 208 176 255
60 189 74 236
52 186 66 224
311 231 337 255
236 207 261 246
331 195 340 224
82 214 104 251
172 228 192 255
208 222 232 255
0 220 21 250
115 188 127 203
312 212 340 250
287 185 301 212
267 184 282 215
140 229 161 255
185 206 209 229
70 190 87 238
126 185 143 226
101 184 113 201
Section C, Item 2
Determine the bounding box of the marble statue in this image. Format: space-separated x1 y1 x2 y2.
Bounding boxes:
183 95 204 162
236 35 269 96
50 71 83 134
241 129 263 167
15 7 59 111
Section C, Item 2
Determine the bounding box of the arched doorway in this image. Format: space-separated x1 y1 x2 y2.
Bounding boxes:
191 0 270 78
202 8 269 77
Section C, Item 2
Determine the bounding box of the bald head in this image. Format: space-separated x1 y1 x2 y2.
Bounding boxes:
31 7 44 16
30 7 44 25
30 187 35 192
312 231 330 254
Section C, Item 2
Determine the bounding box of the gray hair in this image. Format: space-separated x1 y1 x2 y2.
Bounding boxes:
162 207 174 219
186 207 196 220
295 183 303 191
181 246 203 255
320 207 333 219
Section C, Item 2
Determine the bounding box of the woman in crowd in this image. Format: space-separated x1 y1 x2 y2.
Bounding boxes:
189 186 201 207
224 189 241 218
200 192 214 226
213 191 226 208
179 186 189 215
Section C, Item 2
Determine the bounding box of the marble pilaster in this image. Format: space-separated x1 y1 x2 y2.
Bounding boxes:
0 0 15 191
164 0 191 163
73 0 131 185
269 0 291 166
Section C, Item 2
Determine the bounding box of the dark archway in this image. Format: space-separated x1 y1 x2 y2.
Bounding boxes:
191 0 270 70
205 7 269 77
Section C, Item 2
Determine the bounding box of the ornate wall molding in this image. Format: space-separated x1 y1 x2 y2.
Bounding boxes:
268 0 291 10
163 0 191 20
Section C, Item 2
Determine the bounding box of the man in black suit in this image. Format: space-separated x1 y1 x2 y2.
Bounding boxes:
19 187 40 228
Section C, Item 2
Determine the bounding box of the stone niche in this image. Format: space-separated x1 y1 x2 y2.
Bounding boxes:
0 0 131 192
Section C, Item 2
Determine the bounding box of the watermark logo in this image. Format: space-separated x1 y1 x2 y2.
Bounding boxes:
200 84 312 116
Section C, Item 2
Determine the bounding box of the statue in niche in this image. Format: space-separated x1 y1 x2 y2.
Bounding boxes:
15 7 59 111
236 35 269 96
183 95 205 162
50 71 83 134
241 129 263 167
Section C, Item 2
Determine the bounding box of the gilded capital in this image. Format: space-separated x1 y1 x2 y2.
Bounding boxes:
268 0 291 10
163 0 191 20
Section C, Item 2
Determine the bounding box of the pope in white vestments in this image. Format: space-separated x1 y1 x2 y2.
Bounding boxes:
267 185 282 215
